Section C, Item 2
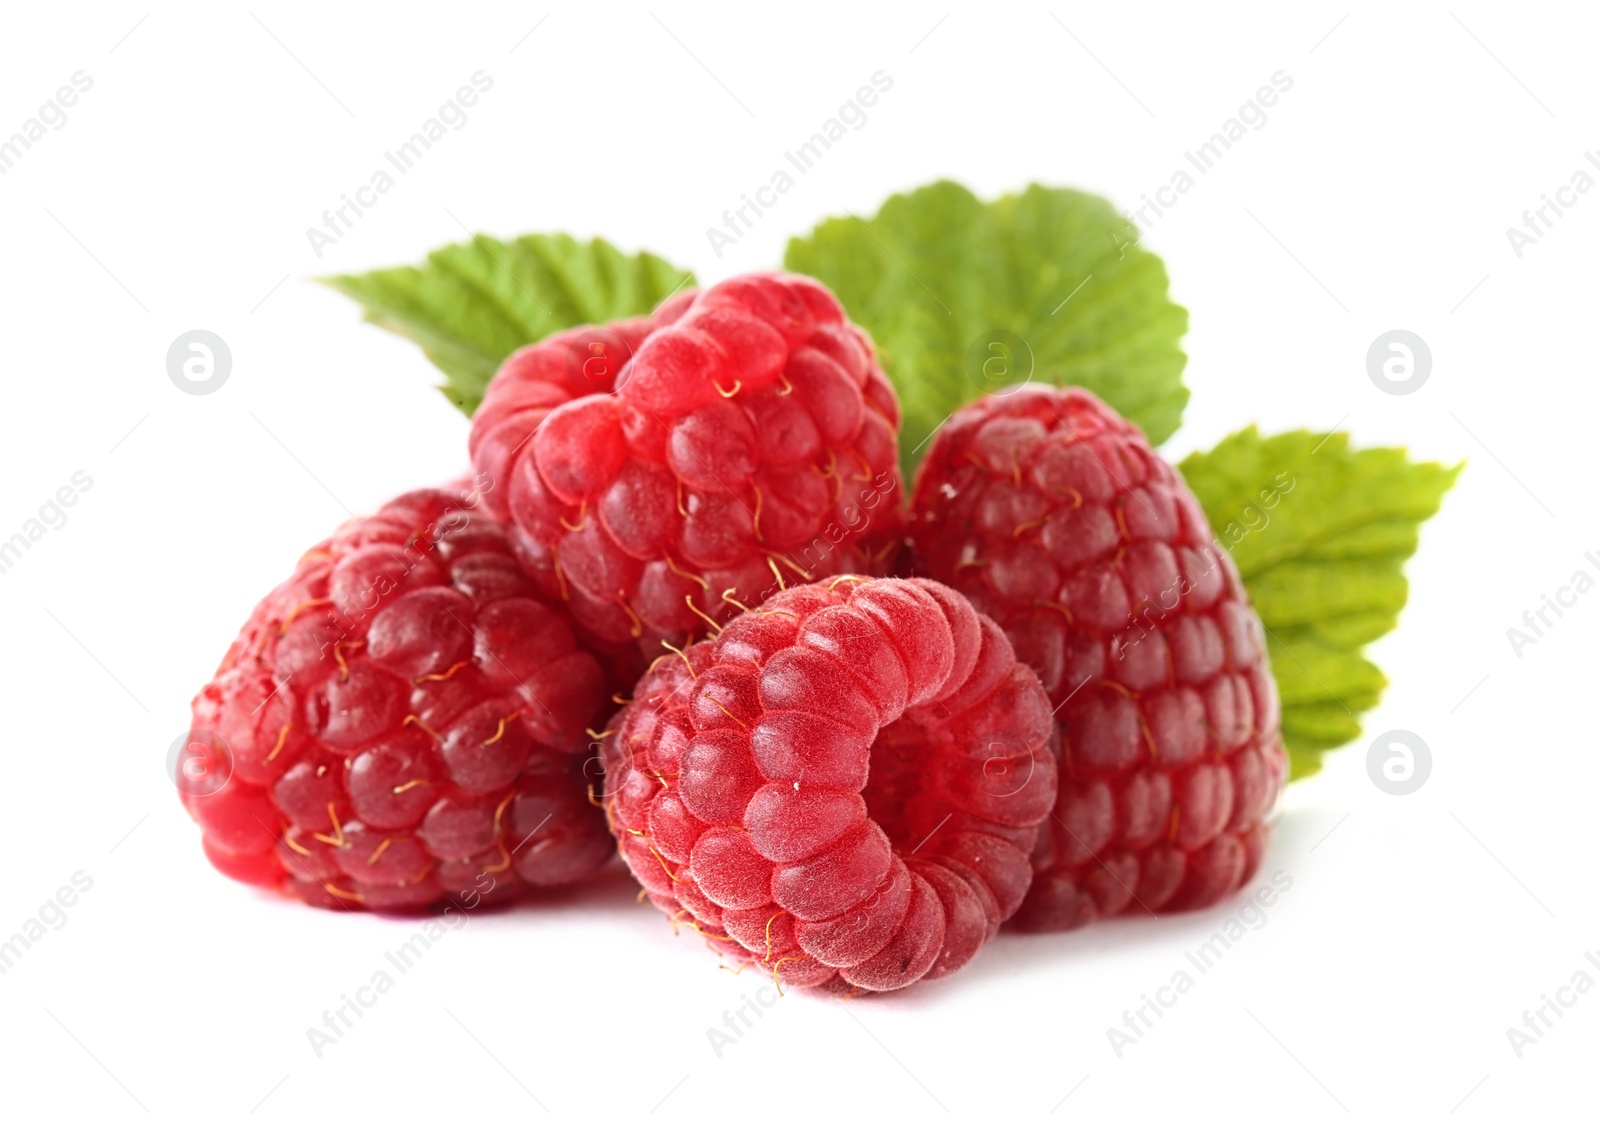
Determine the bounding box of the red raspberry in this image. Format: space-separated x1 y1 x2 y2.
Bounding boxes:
906 387 1287 932
178 485 614 911
468 273 904 690
600 576 1057 992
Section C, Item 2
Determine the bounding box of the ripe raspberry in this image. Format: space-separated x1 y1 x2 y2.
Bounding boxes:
468 273 903 690
179 485 614 911
906 387 1287 932
600 576 1057 992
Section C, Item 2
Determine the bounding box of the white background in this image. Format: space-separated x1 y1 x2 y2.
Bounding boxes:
0 2 1590 1123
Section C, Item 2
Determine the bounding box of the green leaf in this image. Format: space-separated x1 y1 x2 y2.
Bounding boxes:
1179 428 1461 780
783 180 1189 477
323 233 695 415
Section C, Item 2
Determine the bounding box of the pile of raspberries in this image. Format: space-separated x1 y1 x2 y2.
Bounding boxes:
180 272 1284 993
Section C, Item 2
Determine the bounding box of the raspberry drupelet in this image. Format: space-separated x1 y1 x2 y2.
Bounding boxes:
180 485 614 911
468 273 903 692
906 386 1287 932
601 576 1057 992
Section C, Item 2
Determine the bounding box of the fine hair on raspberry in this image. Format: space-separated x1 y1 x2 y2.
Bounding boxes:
907 385 1287 932
467 272 904 689
601 576 1057 992
180 484 614 911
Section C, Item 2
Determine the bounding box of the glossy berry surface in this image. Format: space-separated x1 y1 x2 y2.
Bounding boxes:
907 387 1286 932
468 273 903 689
180 486 614 911
601 576 1057 992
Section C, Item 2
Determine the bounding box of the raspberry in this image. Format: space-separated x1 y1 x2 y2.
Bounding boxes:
906 386 1287 932
600 576 1057 992
178 485 614 911
468 273 904 691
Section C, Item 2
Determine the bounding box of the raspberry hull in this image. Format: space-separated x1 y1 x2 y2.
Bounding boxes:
468 273 903 690
181 486 613 911
601 577 1057 991
907 387 1286 932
